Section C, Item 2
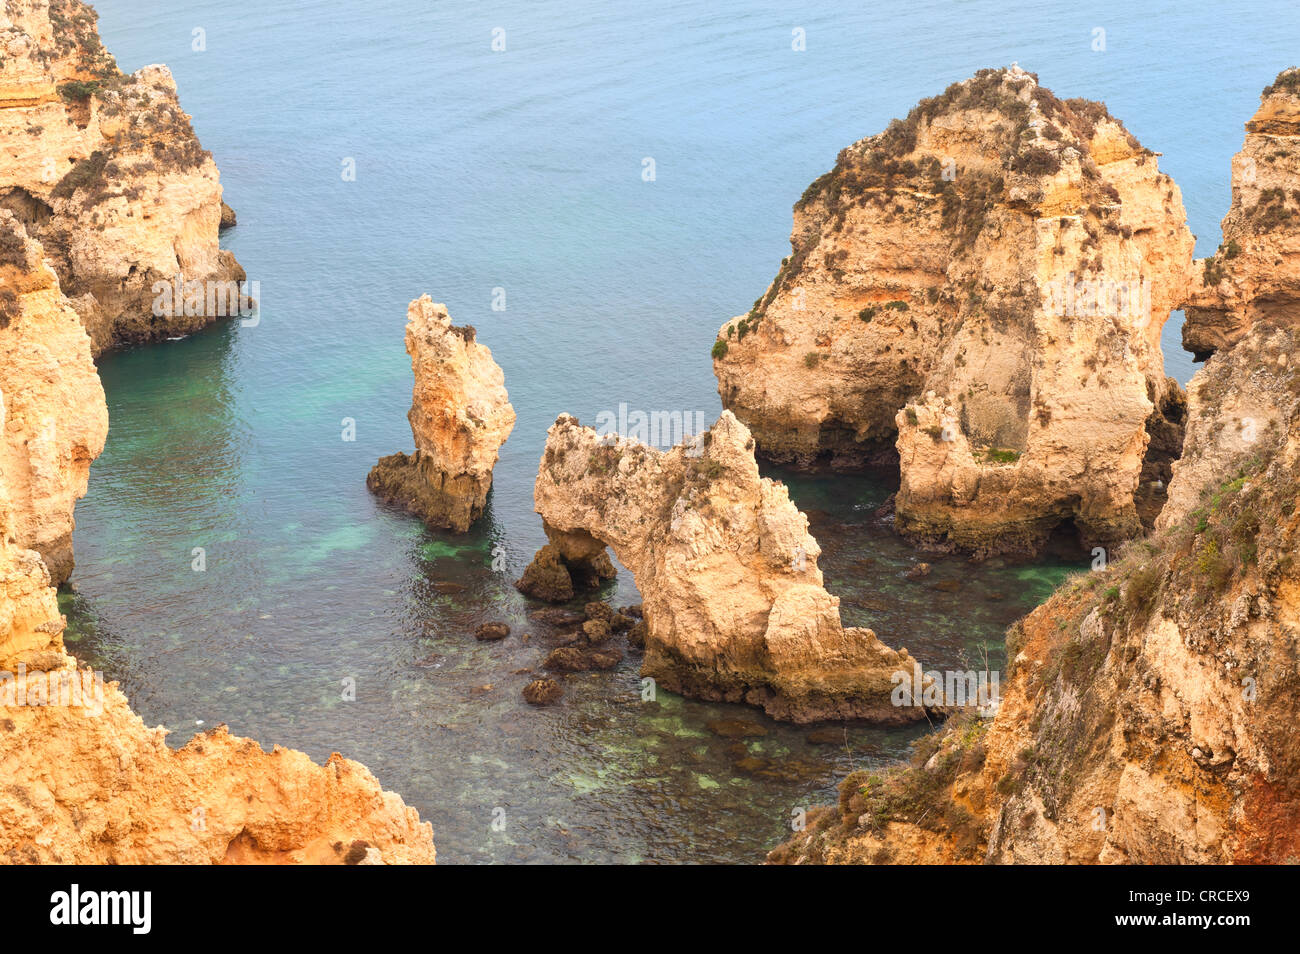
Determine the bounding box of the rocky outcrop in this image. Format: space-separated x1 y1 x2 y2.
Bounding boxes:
0 209 435 866
519 410 928 723
0 0 245 354
771 315 1300 865
714 67 1193 554
367 296 515 532
1181 70 1300 359
0 211 105 584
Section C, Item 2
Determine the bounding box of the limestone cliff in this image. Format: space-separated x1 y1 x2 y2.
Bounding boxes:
367 296 515 533
771 315 1300 864
0 0 245 354
0 211 105 584
519 410 928 723
714 67 1193 554
0 216 435 866
1182 69 1300 358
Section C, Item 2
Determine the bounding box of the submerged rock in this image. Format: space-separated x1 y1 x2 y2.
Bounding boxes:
367 296 515 533
528 606 587 627
713 67 1193 556
522 678 564 706
542 646 622 673
527 410 929 724
474 622 511 642
627 620 647 650
516 540 616 603
706 719 768 740
581 619 612 645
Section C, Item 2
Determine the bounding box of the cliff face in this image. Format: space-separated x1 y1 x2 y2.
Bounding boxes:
2 702 438 863
0 0 244 354
0 216 435 867
0 211 105 584
521 411 927 723
367 296 515 532
1182 70 1300 358
714 67 1193 554
771 319 1300 865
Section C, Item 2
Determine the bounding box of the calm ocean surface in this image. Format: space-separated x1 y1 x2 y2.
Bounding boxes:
67 0 1298 862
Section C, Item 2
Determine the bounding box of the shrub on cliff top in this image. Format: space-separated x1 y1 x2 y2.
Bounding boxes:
1263 68 1300 97
711 339 728 360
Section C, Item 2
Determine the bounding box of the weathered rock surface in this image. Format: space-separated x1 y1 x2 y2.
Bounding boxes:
714 67 1192 554
368 296 515 532
522 410 927 723
0 0 245 354
1181 70 1300 359
0 212 435 866
0 212 106 584
522 677 562 706
771 313 1300 865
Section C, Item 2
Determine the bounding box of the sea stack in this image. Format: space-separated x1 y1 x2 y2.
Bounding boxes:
713 67 1193 555
368 295 515 533
519 410 929 724
0 0 246 354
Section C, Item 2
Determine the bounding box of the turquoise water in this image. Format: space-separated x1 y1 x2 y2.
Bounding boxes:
65 0 1296 862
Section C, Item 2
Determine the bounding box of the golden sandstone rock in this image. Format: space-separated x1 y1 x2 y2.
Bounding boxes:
1182 69 1300 358
714 67 1193 555
0 0 245 354
522 411 927 723
771 71 1300 866
368 296 515 532
0 16 435 866
0 212 106 585
0 218 435 867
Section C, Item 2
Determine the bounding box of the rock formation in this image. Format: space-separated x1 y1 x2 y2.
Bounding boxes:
1181 69 1300 359
772 320 1300 864
770 77 1300 861
519 410 928 723
0 211 105 584
0 202 435 867
714 67 1193 554
368 296 515 532
0 0 246 354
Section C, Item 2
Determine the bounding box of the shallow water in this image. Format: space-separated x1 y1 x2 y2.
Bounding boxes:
65 0 1297 862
